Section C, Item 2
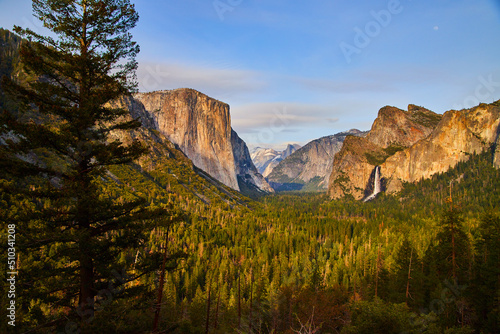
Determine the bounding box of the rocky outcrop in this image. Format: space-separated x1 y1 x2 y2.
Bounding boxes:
268 130 367 191
255 148 280 177
251 144 301 177
381 103 500 193
231 129 274 193
107 96 251 207
328 136 386 198
119 88 271 193
133 89 240 189
328 105 442 200
366 105 443 148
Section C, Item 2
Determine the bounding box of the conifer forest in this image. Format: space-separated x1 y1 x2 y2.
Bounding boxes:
0 1 499 333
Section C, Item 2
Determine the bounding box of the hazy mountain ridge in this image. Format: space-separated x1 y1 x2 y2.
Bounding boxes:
267 129 367 191
231 129 275 194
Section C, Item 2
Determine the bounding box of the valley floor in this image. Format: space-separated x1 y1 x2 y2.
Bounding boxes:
4 150 500 333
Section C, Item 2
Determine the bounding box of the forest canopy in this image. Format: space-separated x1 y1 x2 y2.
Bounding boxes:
0 1 499 333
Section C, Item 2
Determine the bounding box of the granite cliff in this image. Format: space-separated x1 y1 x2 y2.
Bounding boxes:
119 88 272 193
267 129 367 191
328 105 442 200
365 105 443 148
231 129 274 193
102 95 253 207
328 102 500 200
381 102 500 194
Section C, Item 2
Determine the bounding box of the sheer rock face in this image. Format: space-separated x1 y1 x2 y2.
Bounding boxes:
124 88 271 192
231 129 274 193
381 104 500 193
328 105 442 200
328 136 384 199
267 130 366 191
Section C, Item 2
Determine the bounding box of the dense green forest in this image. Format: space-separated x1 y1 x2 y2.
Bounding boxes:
1 1 499 333
108 149 499 334
2 142 499 333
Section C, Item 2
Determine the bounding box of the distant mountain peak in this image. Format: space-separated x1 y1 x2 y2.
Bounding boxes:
266 130 367 192
251 144 302 178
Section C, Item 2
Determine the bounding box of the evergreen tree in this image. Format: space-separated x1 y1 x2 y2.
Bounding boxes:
0 0 177 331
423 207 472 328
470 212 500 333
433 207 471 283
390 238 424 307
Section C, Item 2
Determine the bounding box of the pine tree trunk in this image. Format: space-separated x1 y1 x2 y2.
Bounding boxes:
214 283 220 330
78 163 95 323
451 221 457 280
205 282 211 334
79 250 95 322
375 247 381 298
406 248 413 305
449 184 457 279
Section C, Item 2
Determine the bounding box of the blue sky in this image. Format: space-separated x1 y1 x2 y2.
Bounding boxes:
1 0 500 149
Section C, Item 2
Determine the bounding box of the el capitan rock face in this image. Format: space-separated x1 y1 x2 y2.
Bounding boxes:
328 105 442 200
107 95 251 206
133 89 238 190
122 88 271 193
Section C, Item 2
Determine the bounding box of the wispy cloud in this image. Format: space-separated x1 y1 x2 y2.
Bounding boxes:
233 101 363 148
231 102 344 133
136 61 267 99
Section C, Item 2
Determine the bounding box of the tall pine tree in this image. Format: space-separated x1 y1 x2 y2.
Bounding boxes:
0 0 178 331
470 212 500 332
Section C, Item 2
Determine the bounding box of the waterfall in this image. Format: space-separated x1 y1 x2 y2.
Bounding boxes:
373 166 381 195
363 166 381 202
